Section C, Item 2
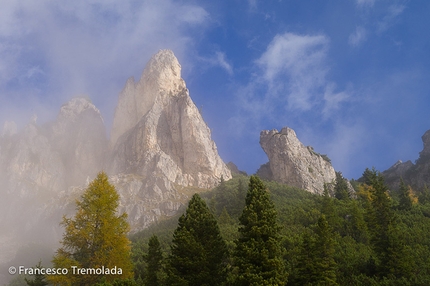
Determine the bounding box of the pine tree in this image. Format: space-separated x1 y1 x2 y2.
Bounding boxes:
334 172 350 200
293 216 338 285
321 184 336 226
313 215 338 285
167 193 228 286
365 169 392 273
362 168 413 279
419 184 430 204
50 172 133 285
145 235 163 286
25 261 48 286
233 175 287 286
398 178 412 211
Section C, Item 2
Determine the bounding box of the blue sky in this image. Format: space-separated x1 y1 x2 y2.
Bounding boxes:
0 0 429 179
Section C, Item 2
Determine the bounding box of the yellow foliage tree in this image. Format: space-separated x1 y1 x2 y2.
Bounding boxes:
49 172 133 285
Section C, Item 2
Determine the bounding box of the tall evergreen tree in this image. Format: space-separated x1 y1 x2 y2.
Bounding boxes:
334 172 350 200
145 235 163 286
233 175 287 286
167 193 228 286
313 215 338 285
50 172 133 285
25 261 48 286
398 178 413 211
363 168 412 279
365 169 393 274
321 184 337 227
293 215 338 285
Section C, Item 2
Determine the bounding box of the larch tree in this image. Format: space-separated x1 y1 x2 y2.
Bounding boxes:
167 193 228 286
233 175 287 286
50 172 133 285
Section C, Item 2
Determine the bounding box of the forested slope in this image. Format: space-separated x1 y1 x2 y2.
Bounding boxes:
131 172 430 285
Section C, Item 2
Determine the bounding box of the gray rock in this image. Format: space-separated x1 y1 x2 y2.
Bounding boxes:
109 50 231 230
382 129 430 190
258 127 337 194
0 50 232 274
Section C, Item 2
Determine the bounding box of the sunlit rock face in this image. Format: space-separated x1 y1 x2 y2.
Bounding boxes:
0 50 232 278
109 50 231 229
257 127 337 194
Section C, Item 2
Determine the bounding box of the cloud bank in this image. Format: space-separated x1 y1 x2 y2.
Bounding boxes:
0 0 209 129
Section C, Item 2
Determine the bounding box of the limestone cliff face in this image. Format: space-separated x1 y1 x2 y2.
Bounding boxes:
108 50 231 228
110 50 231 187
258 127 336 194
0 50 232 275
110 50 185 147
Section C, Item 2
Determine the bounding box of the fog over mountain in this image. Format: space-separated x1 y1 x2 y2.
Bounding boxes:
0 50 231 284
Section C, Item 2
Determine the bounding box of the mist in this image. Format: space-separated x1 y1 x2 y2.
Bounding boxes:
0 1 212 284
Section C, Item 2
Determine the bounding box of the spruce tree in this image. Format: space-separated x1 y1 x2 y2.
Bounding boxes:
334 172 349 200
233 175 287 286
365 169 392 273
50 172 133 285
167 193 228 286
313 215 338 285
25 261 48 286
145 235 163 286
293 215 338 285
398 178 412 211
363 169 411 278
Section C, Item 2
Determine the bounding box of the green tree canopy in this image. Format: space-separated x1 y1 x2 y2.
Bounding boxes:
233 175 287 286
50 172 133 285
25 261 48 286
334 171 350 200
145 235 163 286
167 193 228 286
398 178 413 211
293 215 338 286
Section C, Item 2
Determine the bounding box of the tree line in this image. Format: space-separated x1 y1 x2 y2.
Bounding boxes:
17 168 430 285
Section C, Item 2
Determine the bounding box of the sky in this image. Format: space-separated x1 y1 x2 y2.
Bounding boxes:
0 0 429 180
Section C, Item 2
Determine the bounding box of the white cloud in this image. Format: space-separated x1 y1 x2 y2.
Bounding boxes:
0 0 209 128
230 32 351 137
377 4 405 33
256 32 330 110
348 26 367 47
200 52 233 75
355 0 375 7
322 83 350 118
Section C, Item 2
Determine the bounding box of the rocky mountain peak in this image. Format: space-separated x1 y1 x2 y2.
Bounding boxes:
420 129 430 156
140 49 183 92
51 97 107 187
382 129 430 189
110 50 186 146
258 126 337 194
107 49 231 228
57 97 101 121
